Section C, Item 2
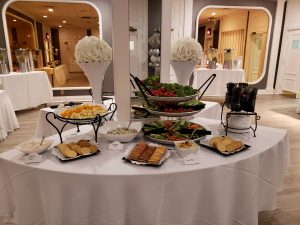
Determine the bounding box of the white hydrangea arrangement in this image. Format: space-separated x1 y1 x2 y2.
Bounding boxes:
171 37 203 63
75 36 112 63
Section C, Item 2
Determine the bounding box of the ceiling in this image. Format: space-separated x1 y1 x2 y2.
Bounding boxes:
7 1 99 29
198 8 240 25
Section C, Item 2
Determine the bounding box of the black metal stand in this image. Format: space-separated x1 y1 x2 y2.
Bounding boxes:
130 73 216 103
46 103 117 143
220 104 260 137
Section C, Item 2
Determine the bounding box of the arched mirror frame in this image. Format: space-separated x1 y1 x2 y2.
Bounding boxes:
6 11 37 49
2 0 103 72
195 5 272 85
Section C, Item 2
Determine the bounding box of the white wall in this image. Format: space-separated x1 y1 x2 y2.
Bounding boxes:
276 0 300 94
59 27 100 72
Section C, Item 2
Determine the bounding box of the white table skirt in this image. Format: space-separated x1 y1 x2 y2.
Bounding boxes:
193 68 245 96
0 90 19 141
0 118 289 225
0 71 53 111
34 101 222 138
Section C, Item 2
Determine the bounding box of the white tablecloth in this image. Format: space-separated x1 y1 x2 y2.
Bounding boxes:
0 71 53 111
40 65 70 87
0 118 289 225
0 90 19 141
34 101 221 138
193 68 245 96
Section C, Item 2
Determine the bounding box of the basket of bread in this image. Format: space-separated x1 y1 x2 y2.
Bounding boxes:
199 136 250 156
52 139 99 161
123 141 171 166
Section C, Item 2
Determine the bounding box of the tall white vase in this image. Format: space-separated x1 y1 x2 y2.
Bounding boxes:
170 60 197 86
78 62 110 104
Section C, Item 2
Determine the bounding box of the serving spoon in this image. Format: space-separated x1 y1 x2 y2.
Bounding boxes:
126 121 132 130
40 136 45 145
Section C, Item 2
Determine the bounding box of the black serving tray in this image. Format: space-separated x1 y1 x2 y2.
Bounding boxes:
52 148 100 162
199 139 251 156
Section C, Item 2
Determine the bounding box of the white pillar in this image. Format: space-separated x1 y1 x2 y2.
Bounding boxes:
160 0 172 83
267 0 286 93
111 0 130 121
184 0 193 37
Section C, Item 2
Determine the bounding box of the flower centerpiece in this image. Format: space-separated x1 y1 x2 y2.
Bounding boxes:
170 37 203 85
75 36 112 103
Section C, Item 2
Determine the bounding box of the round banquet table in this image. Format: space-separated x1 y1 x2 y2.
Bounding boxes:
0 118 289 225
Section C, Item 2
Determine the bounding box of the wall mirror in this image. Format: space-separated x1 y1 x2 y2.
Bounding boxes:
129 0 161 117
3 1 112 90
196 7 271 83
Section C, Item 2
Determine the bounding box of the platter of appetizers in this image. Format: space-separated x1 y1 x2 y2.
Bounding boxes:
122 141 171 167
52 139 100 161
55 104 111 122
144 99 205 117
199 135 251 156
142 120 211 145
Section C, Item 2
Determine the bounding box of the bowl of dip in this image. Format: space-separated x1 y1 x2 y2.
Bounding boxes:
15 139 54 154
174 140 200 158
99 121 143 142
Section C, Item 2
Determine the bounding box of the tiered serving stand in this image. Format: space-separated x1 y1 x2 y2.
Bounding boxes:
46 103 117 143
131 74 216 144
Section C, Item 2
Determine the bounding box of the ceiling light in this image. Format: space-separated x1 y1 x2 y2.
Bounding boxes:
211 12 216 16
58 25 62 28
43 15 47 18
48 7 53 12
13 19 17 22
62 20 66 23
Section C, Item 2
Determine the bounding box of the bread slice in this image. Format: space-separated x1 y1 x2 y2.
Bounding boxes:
226 141 244 152
214 142 227 152
209 136 223 146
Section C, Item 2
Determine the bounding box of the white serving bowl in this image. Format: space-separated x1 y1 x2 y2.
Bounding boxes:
99 121 143 143
15 139 54 154
174 140 200 158
227 114 251 133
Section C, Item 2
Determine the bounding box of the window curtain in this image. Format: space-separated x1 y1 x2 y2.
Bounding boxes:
219 29 245 64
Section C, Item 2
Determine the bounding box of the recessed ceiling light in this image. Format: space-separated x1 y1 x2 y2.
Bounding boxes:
211 12 216 16
48 7 53 12
62 20 66 23
58 25 62 28
13 19 17 22
43 15 47 18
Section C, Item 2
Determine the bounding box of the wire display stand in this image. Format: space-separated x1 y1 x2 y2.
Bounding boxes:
220 104 260 137
46 103 117 143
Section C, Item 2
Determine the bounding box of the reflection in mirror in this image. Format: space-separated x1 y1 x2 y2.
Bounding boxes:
196 8 269 83
129 0 161 119
5 1 101 88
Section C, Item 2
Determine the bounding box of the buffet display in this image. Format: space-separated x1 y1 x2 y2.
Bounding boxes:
13 77 260 167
